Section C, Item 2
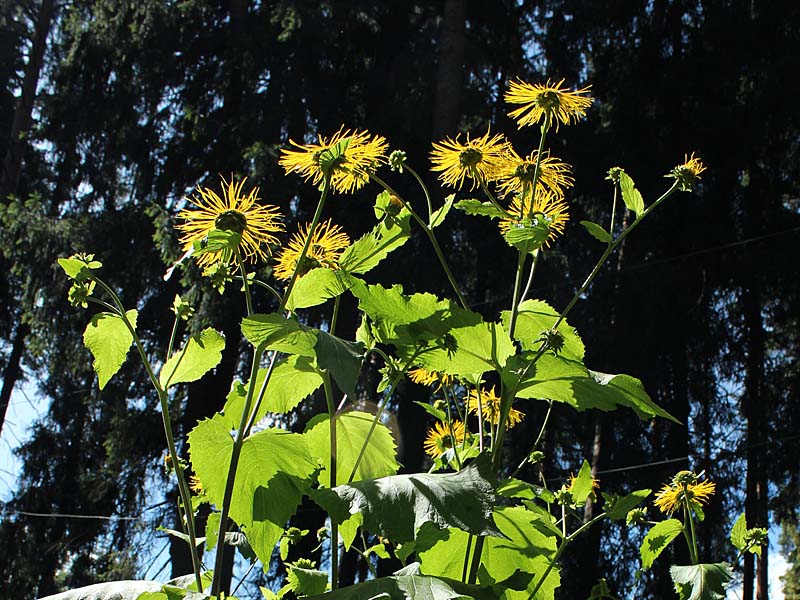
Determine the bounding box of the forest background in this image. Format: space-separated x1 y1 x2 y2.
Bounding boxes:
0 1 798 598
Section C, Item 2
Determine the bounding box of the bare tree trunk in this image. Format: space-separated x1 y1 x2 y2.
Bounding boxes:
432 0 466 139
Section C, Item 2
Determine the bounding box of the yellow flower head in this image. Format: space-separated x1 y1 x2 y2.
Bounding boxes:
189 475 204 496
176 177 283 269
505 78 593 130
408 367 453 388
654 470 716 515
467 387 524 430
493 148 574 199
430 129 512 190
423 420 467 458
279 127 388 194
499 187 569 246
667 152 707 192
273 219 350 281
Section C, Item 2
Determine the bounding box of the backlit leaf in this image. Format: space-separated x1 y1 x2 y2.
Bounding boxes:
640 519 684 569
83 310 137 389
160 328 225 388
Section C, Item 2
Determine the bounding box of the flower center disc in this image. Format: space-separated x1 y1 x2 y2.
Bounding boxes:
459 147 483 168
215 210 248 233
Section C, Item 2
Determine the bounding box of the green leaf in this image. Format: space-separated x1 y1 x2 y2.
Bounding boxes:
160 328 225 388
670 563 733 600
193 228 241 256
429 195 454 229
730 513 747 551
503 353 676 421
455 199 509 219
57 255 101 280
310 454 502 543
285 268 357 311
497 479 555 504
417 506 560 599
502 218 550 254
220 355 323 428
241 313 317 356
205 512 221 554
83 310 137 389
304 411 399 487
287 565 328 597
305 574 500 600
501 299 585 362
339 201 411 275
640 519 684 569
570 460 594 505
604 489 652 520
188 418 318 565
579 220 612 244
315 332 364 399
35 581 165 599
618 171 645 217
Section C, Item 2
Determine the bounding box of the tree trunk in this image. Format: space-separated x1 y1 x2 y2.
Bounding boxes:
432 0 466 139
0 322 29 437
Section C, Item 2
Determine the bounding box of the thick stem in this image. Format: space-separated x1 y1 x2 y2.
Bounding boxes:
507 251 528 339
403 163 434 222
235 246 254 316
518 250 540 306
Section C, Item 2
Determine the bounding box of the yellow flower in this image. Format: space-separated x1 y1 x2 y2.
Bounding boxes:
279 127 388 194
498 187 569 246
176 177 283 269
493 148 574 199
505 78 593 130
273 220 350 280
408 367 453 388
430 129 511 190
654 471 716 515
667 152 707 191
467 387 524 430
423 420 467 458
189 475 204 495
568 473 600 494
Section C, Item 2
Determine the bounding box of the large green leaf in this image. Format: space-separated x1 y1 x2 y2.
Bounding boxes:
417 506 560 600
39 581 163 599
310 454 502 543
304 411 399 486
569 460 594 505
305 574 499 600
83 309 138 389
160 328 225 388
730 513 747 551
501 299 584 362
220 355 324 428
503 353 676 421
285 268 357 311
640 519 684 569
430 195 454 229
670 563 733 600
604 489 652 520
188 418 317 564
241 313 317 356
315 331 364 400
339 193 411 274
455 199 509 219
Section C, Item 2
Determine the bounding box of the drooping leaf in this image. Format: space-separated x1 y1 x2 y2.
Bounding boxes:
305 574 499 600
430 195 454 229
192 228 241 256
241 313 317 356
286 268 357 311
315 331 364 399
310 454 502 543
501 299 584 362
579 220 612 244
503 353 676 421
160 328 225 388
729 512 747 551
640 519 684 569
670 563 733 600
618 171 645 217
188 418 317 565
417 506 560 599
83 310 137 389
497 479 555 504
604 489 652 520
569 460 594 505
303 411 399 487
38 581 163 600
339 197 411 275
502 218 551 255
455 198 509 219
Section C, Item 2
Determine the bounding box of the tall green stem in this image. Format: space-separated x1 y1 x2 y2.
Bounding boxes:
235 246 254 316
369 173 469 309
402 163 434 221
323 374 339 589
507 251 528 339
94 278 203 590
